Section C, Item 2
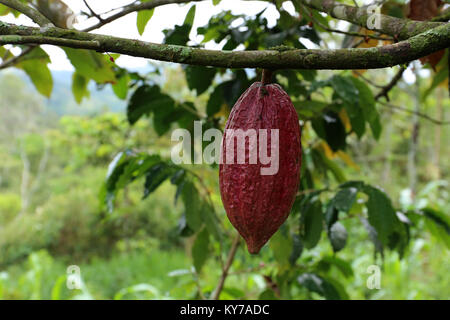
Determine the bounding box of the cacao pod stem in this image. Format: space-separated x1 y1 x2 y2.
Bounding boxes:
261 69 273 85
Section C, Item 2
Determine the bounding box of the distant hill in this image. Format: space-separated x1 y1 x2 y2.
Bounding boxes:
13 69 127 116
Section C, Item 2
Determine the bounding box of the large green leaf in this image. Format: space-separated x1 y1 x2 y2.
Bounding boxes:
270 228 293 265
64 48 116 84
297 273 345 300
101 151 164 212
72 72 90 104
312 112 347 151
329 75 359 105
422 208 450 248
363 185 401 247
127 84 176 129
112 73 130 100
15 47 53 97
143 163 176 199
206 83 225 116
301 200 323 249
350 77 381 140
192 228 210 272
318 256 354 278
181 181 204 232
137 8 154 35
332 187 357 212
184 65 216 95
183 5 196 27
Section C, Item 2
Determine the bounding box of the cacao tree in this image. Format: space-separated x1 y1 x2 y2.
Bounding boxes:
0 0 449 300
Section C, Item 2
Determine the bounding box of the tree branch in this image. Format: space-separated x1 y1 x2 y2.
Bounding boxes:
379 101 450 125
0 22 449 70
297 0 444 40
0 0 53 27
0 45 35 69
210 234 240 300
82 0 204 32
375 66 406 101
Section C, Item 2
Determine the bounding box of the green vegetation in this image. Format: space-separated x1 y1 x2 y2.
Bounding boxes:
0 0 449 301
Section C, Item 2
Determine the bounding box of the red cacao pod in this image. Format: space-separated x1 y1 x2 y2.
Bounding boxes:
219 81 302 254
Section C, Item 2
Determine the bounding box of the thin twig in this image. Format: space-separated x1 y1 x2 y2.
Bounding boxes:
375 66 406 101
82 0 203 32
210 234 240 300
82 0 104 22
0 45 35 69
309 12 392 41
353 71 386 88
378 101 450 125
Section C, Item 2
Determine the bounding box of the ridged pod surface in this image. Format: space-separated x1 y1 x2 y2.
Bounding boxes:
219 81 302 254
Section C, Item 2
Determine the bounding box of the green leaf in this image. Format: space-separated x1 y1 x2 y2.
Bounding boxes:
270 228 293 265
318 256 354 278
64 49 116 83
297 273 343 300
181 181 204 232
112 73 130 100
212 0 221 5
350 77 381 140
325 204 339 229
422 208 450 248
363 185 402 248
101 151 163 212
289 234 303 265
127 85 175 129
333 187 358 212
163 25 191 45
330 75 359 105
183 5 196 28
328 222 348 252
192 228 210 272
137 8 154 35
345 102 366 138
206 83 225 116
302 200 323 249
127 85 159 124
184 65 216 95
201 202 222 242
312 111 347 151
143 163 176 199
15 47 53 98
72 72 90 104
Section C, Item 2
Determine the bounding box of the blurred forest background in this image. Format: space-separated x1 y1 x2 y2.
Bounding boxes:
0 0 449 300
0 64 448 299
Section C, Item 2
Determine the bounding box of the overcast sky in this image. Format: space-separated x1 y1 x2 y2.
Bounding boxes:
1 0 419 83
3 0 292 70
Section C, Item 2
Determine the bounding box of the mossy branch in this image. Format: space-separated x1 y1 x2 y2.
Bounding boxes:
296 0 445 40
0 21 449 70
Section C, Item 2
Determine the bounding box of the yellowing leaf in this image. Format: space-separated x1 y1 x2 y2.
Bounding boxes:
337 151 360 170
338 108 352 133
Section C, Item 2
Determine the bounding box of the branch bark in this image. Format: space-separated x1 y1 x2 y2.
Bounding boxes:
0 21 449 70
0 0 53 27
297 0 444 40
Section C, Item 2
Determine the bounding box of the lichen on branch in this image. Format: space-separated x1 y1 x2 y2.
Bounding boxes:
0 21 449 70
